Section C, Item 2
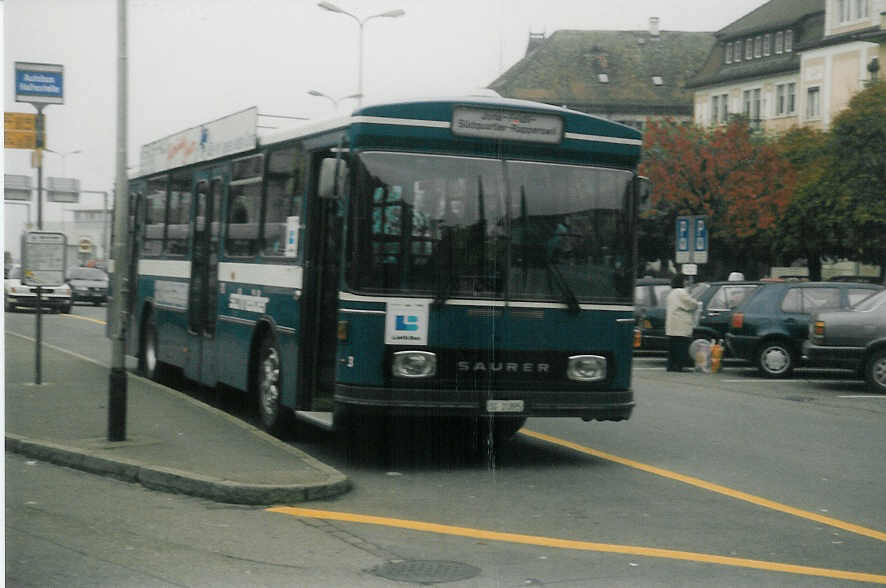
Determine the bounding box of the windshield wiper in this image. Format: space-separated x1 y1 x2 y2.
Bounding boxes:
520 186 581 314
433 224 453 308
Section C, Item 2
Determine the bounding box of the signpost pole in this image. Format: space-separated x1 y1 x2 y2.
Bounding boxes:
35 106 45 230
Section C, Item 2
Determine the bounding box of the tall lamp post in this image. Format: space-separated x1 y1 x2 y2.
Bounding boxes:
45 148 82 177
316 2 405 107
307 89 362 111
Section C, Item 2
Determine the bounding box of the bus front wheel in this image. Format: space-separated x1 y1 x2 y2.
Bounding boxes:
256 333 292 435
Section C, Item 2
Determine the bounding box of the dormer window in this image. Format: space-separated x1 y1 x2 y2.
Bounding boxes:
734 40 742 61
775 31 783 53
726 42 732 64
764 34 771 56
745 38 753 60
785 29 793 52
598 73 609 83
754 36 762 58
652 76 663 86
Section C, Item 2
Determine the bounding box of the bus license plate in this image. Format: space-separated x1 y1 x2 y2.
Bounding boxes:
486 400 524 413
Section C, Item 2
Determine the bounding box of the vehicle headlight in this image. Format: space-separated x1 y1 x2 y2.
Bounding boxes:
392 351 437 378
567 355 607 382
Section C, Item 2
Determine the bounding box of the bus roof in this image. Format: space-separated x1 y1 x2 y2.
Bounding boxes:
135 96 644 178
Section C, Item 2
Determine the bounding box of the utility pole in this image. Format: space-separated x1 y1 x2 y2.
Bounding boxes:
108 0 130 441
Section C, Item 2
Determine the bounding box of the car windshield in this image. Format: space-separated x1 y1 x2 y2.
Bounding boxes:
851 288 886 311
69 268 107 280
346 151 635 304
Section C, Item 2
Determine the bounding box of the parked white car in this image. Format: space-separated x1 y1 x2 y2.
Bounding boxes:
4 264 73 313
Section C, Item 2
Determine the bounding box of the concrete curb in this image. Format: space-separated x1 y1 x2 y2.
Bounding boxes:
5 433 351 505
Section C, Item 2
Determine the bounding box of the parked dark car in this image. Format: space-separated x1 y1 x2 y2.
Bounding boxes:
633 278 671 350
634 280 762 352
67 266 110 305
726 281 884 378
803 289 886 393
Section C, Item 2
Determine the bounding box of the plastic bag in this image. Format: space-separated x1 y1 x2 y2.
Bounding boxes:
689 339 712 373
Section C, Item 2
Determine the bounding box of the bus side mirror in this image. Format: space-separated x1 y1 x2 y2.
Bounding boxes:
318 157 349 200
635 176 652 212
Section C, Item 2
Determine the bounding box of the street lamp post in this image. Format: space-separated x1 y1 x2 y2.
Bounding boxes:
45 148 82 177
316 2 405 107
307 89 362 111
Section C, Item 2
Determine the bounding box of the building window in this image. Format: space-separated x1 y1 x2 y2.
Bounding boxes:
743 88 762 126
754 36 762 58
725 42 732 63
806 86 821 119
785 30 793 52
775 31 783 54
734 40 742 61
775 82 797 115
763 34 771 56
711 93 729 124
838 0 849 22
858 0 869 18
745 38 753 60
842 0 870 21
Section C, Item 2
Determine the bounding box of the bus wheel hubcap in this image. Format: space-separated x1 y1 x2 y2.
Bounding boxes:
260 347 280 417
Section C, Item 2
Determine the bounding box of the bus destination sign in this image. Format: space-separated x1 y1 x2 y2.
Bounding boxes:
451 107 563 144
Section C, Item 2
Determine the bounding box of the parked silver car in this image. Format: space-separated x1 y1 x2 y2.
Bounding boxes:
803 289 886 393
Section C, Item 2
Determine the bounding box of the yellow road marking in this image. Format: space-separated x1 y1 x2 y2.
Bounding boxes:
268 507 886 584
60 313 107 326
521 428 886 543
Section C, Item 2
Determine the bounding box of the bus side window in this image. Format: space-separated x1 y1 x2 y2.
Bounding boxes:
263 145 305 258
142 175 167 256
166 170 192 256
225 154 264 257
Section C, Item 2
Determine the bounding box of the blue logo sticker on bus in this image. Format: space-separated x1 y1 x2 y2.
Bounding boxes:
395 315 419 331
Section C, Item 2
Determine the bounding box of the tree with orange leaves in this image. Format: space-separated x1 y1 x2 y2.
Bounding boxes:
638 118 795 280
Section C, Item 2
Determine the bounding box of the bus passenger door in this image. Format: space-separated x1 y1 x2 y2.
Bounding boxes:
302 154 344 410
184 168 224 386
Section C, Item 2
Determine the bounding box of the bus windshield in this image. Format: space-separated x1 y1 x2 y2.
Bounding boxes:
347 151 634 304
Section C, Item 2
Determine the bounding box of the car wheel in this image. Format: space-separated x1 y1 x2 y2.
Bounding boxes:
62 304 72 314
864 349 886 394
255 332 292 435
756 340 795 378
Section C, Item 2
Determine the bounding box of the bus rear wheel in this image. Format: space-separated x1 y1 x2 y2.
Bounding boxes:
140 311 168 382
256 333 292 436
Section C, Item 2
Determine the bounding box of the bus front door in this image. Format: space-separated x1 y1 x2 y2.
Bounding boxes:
184 169 224 386
302 155 343 411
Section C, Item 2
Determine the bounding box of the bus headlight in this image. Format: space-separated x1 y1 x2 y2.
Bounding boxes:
567 355 606 382
392 351 437 378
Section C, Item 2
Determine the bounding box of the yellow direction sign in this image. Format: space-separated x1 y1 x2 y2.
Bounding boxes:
4 112 38 149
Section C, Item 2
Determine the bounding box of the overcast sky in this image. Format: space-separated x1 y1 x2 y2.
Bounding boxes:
3 0 767 256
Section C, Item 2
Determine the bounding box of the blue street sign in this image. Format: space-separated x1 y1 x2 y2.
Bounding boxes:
694 216 708 263
15 62 64 105
676 215 708 264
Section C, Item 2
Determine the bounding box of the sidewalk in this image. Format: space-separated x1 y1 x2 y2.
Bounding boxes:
4 333 350 505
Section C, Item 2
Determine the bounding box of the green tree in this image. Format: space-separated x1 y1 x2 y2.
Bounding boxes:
828 81 886 276
773 127 845 281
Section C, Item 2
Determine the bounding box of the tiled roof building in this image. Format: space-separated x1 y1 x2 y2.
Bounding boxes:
489 19 716 130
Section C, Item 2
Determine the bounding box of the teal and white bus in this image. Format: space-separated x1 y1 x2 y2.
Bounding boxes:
124 97 648 440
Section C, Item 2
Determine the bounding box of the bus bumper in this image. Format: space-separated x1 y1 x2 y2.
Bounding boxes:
334 384 634 422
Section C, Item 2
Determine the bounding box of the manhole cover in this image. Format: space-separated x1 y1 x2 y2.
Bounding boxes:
372 560 481 584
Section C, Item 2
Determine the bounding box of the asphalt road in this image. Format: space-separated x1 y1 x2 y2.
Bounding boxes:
5 306 886 586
